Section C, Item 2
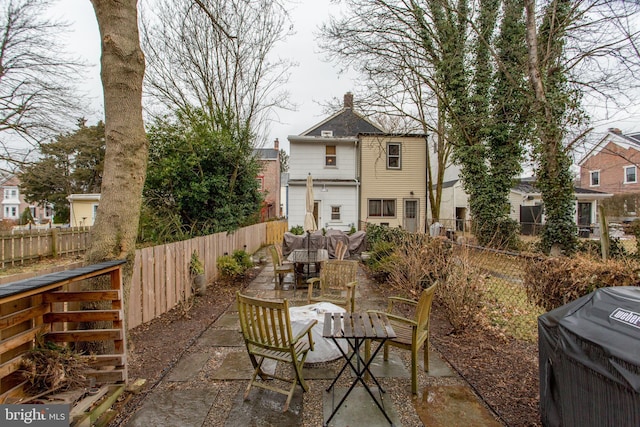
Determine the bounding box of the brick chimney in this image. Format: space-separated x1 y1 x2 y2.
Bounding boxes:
609 128 622 135
344 92 354 109
274 138 279 150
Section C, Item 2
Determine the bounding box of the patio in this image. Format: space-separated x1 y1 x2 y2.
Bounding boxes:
121 247 503 426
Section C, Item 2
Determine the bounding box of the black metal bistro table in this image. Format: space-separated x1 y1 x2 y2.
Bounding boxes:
322 312 396 426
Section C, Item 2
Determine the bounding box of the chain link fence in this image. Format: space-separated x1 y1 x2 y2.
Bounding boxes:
455 242 545 341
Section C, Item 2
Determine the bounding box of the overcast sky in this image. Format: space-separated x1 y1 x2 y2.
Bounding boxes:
50 1 640 156
50 0 357 153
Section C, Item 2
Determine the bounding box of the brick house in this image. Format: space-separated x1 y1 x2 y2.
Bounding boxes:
578 128 640 195
578 128 640 220
0 175 53 223
254 139 281 220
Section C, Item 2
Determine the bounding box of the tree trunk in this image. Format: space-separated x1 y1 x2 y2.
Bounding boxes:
83 0 147 354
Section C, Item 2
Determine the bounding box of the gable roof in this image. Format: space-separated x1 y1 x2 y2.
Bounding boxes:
0 174 18 187
578 128 640 166
298 93 384 138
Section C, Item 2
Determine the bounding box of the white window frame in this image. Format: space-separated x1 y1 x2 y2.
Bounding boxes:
624 165 637 184
4 188 18 200
387 143 401 169
590 170 600 187
325 145 337 167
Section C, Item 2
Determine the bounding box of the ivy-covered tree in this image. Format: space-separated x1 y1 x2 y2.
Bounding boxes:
141 107 263 242
18 120 105 223
426 0 530 248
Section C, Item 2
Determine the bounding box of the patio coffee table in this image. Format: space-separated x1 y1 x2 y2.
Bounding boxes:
322 311 396 426
289 302 348 364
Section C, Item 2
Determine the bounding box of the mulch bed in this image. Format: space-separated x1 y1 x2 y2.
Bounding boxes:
430 304 541 427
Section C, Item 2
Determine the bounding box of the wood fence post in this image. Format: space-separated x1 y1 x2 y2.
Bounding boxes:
51 228 59 258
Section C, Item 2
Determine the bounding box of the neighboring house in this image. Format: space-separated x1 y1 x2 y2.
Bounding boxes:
359 133 428 232
288 93 428 232
0 175 53 223
438 179 469 232
439 178 612 235
288 93 384 232
578 128 640 195
254 139 281 220
280 172 289 218
67 194 100 227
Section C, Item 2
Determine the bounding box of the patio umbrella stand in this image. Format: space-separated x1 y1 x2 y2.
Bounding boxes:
304 174 317 276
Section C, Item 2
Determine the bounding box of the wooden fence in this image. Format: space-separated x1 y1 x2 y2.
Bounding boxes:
126 220 288 329
0 221 288 331
0 227 91 268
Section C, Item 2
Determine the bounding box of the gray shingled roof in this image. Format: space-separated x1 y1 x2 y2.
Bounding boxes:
302 109 383 137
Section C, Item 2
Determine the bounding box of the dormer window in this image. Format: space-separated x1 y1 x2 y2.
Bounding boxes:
325 145 336 166
321 130 333 137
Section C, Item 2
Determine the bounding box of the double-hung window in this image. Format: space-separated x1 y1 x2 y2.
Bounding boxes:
590 170 600 186
331 206 341 220
387 143 401 169
368 199 396 217
624 165 637 184
325 145 336 166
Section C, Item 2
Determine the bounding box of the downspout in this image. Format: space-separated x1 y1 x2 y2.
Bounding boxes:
355 138 360 230
424 134 429 234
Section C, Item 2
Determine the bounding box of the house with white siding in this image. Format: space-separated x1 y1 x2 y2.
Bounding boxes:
288 93 430 233
288 93 384 232
439 178 612 236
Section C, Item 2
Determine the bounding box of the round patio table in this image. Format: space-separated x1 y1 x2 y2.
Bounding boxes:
289 302 348 364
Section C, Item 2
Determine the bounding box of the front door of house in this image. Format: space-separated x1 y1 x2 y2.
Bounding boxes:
404 199 418 233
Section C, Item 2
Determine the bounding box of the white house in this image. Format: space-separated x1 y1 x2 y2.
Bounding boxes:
287 93 384 232
438 178 612 235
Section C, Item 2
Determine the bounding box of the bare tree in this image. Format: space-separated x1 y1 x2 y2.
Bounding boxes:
0 0 84 168
140 0 294 145
84 0 147 352
319 0 462 223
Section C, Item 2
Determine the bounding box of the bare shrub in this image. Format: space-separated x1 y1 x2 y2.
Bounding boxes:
21 335 91 395
387 235 450 298
525 254 640 311
436 246 486 333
